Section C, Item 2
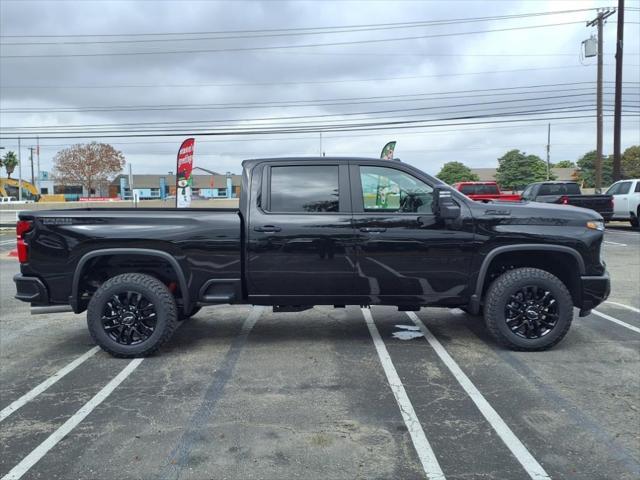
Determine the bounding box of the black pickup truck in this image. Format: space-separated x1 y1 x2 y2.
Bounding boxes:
520 181 614 220
14 157 610 357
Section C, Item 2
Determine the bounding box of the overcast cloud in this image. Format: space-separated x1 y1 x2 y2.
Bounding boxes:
1 0 639 178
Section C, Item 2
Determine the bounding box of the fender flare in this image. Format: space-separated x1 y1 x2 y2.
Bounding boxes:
71 248 190 314
468 244 585 314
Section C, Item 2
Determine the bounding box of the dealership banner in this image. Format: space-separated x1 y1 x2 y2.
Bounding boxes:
380 141 396 160
176 138 195 208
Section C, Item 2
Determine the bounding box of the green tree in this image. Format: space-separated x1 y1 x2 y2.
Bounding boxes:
621 145 640 178
575 151 613 187
2 151 18 179
436 161 479 184
495 149 553 190
553 160 576 168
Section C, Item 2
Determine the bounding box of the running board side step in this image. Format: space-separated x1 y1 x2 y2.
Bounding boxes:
31 305 74 315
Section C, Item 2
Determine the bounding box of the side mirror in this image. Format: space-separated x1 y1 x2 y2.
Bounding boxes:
434 188 461 220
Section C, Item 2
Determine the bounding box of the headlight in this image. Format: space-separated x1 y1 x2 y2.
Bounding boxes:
586 220 605 231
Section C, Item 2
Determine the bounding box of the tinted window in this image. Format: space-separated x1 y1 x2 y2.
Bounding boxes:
636 182 640 193
538 183 581 196
459 184 499 195
617 181 632 194
269 165 339 213
360 166 433 213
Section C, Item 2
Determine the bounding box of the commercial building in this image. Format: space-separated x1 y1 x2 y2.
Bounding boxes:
109 174 242 200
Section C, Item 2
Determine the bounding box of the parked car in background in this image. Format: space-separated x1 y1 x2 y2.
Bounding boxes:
606 179 640 228
1 196 35 204
452 181 521 202
521 181 613 221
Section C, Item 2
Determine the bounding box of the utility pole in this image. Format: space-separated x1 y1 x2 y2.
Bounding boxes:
17 137 22 201
613 0 625 181
319 132 323 156
546 123 551 180
587 8 615 193
29 147 35 186
36 136 41 185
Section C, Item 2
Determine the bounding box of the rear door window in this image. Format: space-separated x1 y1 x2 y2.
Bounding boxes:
269 165 339 213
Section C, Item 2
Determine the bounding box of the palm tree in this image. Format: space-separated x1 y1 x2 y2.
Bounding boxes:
2 151 18 179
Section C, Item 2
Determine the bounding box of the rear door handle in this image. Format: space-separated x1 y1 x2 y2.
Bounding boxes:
254 225 282 233
360 227 386 233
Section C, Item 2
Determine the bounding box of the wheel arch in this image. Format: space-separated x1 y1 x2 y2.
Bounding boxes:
71 248 190 315
469 244 585 314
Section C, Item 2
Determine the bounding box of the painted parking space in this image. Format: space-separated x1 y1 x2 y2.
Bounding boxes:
1 256 639 479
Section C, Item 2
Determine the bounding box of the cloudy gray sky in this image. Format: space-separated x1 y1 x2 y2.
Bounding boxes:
1 0 639 178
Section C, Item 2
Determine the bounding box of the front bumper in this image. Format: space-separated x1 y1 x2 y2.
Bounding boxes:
578 271 610 316
14 274 49 305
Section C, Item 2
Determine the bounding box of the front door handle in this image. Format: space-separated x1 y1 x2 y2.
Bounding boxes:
360 227 387 233
254 225 282 233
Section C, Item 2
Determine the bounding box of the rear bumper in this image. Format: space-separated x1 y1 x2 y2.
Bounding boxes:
578 271 610 316
14 274 49 305
601 212 614 221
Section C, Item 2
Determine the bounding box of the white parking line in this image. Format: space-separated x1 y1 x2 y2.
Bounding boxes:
591 310 640 334
605 301 640 314
1 358 143 480
362 308 445 480
0 347 100 423
406 312 550 480
603 241 627 247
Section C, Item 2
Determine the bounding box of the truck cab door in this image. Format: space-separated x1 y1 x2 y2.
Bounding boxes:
247 162 356 301
350 163 475 306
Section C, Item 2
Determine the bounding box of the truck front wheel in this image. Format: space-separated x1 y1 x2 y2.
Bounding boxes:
87 273 179 357
484 268 573 351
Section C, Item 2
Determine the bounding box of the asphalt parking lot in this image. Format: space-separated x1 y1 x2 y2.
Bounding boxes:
0 227 638 480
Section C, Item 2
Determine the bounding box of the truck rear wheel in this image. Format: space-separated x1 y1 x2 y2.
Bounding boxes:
87 273 179 357
484 267 573 351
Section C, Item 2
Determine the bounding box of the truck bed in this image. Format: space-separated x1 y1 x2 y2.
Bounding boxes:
18 207 243 309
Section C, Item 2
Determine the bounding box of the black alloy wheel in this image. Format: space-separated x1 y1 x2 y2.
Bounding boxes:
504 286 558 339
102 291 157 345
87 273 179 357
484 267 573 351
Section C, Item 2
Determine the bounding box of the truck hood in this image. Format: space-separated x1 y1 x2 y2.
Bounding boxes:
471 200 603 226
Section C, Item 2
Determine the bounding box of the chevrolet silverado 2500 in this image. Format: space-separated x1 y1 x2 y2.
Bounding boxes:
14 157 610 357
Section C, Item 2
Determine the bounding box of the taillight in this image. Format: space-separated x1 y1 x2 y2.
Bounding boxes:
16 220 33 263
560 195 569 205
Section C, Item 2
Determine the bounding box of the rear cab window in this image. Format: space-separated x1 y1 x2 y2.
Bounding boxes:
539 183 581 196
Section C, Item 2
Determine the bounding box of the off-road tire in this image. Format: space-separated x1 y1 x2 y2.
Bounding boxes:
87 273 179 358
178 306 202 321
484 267 573 351
631 209 639 229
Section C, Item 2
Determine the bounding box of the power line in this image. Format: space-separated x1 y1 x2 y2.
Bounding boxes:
3 112 637 141
0 8 601 39
3 103 615 135
1 89 614 114
3 67 622 90
0 21 585 59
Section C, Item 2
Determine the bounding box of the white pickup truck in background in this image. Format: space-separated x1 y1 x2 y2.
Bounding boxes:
606 179 640 228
